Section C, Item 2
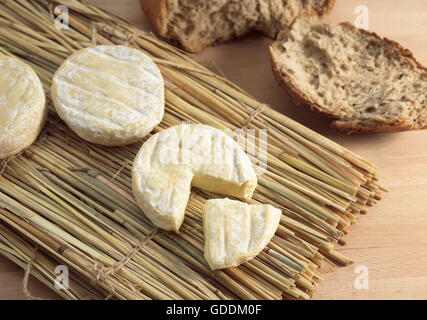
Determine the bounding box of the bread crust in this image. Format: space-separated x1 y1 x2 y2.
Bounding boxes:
270 18 427 134
140 0 336 53
139 0 166 35
321 0 336 16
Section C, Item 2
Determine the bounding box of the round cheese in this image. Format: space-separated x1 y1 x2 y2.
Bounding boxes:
51 45 164 146
0 56 46 159
132 124 258 232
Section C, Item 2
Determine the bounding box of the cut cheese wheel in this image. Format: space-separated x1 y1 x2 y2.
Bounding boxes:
203 198 281 270
132 124 257 232
0 55 46 159
51 45 164 146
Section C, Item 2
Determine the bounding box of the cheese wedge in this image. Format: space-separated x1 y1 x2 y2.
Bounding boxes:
0 56 46 159
51 45 164 146
203 198 282 270
132 124 257 231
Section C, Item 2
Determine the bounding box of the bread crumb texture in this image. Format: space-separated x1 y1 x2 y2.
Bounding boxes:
141 0 334 52
270 17 427 133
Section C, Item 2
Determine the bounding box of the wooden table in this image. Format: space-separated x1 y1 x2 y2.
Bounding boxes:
1 0 426 300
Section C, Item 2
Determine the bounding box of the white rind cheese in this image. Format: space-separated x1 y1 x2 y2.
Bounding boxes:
51 45 164 146
0 55 46 159
132 124 257 232
203 198 281 270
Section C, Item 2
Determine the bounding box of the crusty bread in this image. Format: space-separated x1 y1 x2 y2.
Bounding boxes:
140 0 335 53
270 16 427 134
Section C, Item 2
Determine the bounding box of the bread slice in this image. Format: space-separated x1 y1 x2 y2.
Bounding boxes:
140 0 335 53
270 16 427 133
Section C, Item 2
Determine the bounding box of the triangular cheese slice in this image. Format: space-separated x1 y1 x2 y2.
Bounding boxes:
203 198 282 270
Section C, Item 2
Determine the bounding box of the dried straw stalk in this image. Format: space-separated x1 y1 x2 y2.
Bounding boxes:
0 220 107 300
0 0 384 300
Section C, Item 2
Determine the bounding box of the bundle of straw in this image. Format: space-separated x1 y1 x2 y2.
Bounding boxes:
0 221 107 300
0 0 384 300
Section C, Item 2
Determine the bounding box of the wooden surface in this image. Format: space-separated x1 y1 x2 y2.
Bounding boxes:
1 0 426 300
